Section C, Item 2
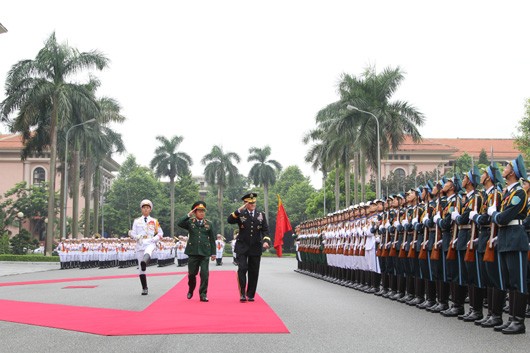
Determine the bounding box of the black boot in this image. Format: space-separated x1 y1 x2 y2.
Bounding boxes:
409 277 425 306
141 253 150 271
433 281 450 313
494 290 513 331
465 286 484 322
476 287 493 326
399 276 414 303
442 284 466 317
459 285 474 320
502 292 527 334
139 274 148 295
391 276 405 301
482 288 504 328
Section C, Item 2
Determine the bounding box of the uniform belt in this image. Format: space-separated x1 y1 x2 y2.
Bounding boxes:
500 220 523 227
458 225 472 230
428 228 436 231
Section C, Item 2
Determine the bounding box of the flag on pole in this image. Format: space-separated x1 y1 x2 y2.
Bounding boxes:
274 195 292 257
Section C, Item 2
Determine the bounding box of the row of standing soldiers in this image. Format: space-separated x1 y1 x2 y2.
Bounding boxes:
296 156 530 335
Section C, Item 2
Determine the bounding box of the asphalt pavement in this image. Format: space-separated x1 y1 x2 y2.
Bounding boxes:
0 258 528 353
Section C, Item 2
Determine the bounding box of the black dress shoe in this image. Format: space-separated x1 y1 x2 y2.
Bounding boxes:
441 305 464 317
481 315 503 328
240 295 247 302
247 297 255 302
187 292 193 300
200 296 209 302
141 288 148 295
502 317 526 334
464 310 483 322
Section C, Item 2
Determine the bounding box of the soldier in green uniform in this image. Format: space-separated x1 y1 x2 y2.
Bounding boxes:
177 201 216 302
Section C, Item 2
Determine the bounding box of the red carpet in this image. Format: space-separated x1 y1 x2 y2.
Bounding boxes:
0 271 289 336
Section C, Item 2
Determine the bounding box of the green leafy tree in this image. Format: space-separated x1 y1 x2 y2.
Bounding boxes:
453 152 473 176
104 156 166 236
0 32 109 255
248 146 282 223
478 149 489 165
201 146 240 236
10 229 39 255
515 98 530 159
150 135 192 237
0 234 10 254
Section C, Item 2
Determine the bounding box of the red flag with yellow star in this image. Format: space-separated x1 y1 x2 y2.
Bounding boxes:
274 195 292 257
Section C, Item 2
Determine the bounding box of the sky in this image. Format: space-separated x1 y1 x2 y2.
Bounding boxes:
1 1 530 188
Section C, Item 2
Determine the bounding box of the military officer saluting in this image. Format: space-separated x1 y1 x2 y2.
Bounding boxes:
178 201 216 302
227 192 271 302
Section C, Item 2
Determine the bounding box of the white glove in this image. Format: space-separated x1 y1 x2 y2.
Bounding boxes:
411 217 418 225
423 218 430 226
451 211 460 221
487 205 496 216
393 221 399 227
385 221 390 228
379 226 384 232
433 213 441 223
436 240 443 246
492 236 498 246
401 219 408 226
469 211 477 220
375 237 381 243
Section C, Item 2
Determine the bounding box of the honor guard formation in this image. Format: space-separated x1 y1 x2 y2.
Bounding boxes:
295 155 530 335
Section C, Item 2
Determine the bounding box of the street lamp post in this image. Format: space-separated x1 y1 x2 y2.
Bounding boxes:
62 119 96 239
347 105 381 199
16 211 24 234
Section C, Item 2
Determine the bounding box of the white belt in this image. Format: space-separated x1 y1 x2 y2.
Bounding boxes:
500 220 523 227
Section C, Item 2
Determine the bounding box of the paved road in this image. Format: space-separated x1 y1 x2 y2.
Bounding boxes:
0 259 528 353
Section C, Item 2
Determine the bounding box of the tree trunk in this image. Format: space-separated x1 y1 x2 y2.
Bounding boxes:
84 157 92 238
264 182 269 224
334 161 340 211
344 150 351 207
93 164 100 237
170 177 175 237
218 185 224 236
322 171 327 216
45 98 58 256
353 151 359 205
59 163 66 241
72 149 80 239
360 150 366 202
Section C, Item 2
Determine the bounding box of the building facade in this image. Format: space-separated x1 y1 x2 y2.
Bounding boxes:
0 134 120 240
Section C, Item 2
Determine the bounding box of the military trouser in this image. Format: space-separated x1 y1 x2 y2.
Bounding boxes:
188 255 210 297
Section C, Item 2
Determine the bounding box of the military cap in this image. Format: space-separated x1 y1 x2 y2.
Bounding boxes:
465 166 480 187
447 173 462 193
191 201 207 211
507 154 527 180
241 192 258 203
482 162 504 187
140 199 153 210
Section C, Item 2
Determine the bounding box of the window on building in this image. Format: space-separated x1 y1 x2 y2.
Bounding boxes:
406 155 410 160
33 167 46 185
394 168 406 179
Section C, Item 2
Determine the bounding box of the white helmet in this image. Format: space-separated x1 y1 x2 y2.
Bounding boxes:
140 199 153 210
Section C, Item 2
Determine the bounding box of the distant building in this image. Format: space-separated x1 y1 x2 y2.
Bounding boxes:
378 136 521 178
193 175 208 200
0 134 120 239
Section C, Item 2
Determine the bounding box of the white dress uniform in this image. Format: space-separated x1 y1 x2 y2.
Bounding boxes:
130 215 164 274
215 239 225 265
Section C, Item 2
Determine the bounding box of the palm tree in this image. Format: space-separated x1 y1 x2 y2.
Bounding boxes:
150 136 192 237
247 146 282 222
338 66 425 198
0 32 109 255
201 146 240 235
90 97 126 236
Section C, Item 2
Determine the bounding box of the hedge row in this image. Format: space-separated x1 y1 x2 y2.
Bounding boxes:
0 254 59 262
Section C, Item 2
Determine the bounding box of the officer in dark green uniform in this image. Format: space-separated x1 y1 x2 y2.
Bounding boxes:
489 155 529 334
227 192 271 302
178 201 216 302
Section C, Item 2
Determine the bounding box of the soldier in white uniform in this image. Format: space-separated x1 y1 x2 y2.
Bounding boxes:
129 199 164 295
215 234 225 265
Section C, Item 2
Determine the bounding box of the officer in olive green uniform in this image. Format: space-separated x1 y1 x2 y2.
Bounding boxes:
177 201 216 302
227 193 271 302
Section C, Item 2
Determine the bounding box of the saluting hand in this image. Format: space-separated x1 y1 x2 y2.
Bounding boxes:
238 203 247 213
188 207 198 218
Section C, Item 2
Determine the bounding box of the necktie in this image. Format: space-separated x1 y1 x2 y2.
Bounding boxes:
144 217 148 223
250 212 254 218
